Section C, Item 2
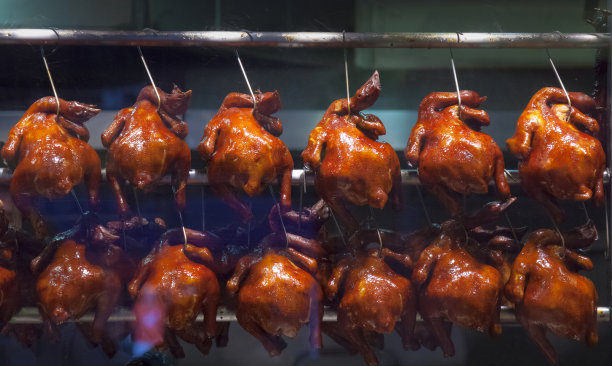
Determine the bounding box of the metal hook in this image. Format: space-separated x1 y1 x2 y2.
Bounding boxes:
329 210 348 249
343 30 351 117
449 48 462 120
137 46 161 109
581 201 592 225
70 190 84 215
171 186 187 246
546 210 566 254
268 185 289 248
546 49 571 122
40 46 60 117
415 184 433 228
368 207 384 258
234 48 257 109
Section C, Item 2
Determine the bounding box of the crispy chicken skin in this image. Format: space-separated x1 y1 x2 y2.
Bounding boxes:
102 85 192 218
405 91 509 216
506 87 605 223
505 229 598 365
2 97 101 238
302 71 401 234
198 91 293 222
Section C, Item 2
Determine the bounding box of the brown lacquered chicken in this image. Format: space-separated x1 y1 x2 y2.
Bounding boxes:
102 85 192 218
505 229 598 365
1 97 101 238
302 71 401 234
198 91 293 222
405 91 510 216
412 220 504 357
326 246 417 366
128 228 225 357
226 231 325 356
0 201 19 330
506 88 605 223
34 217 134 357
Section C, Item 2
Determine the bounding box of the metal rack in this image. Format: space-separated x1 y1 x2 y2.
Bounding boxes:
0 29 610 326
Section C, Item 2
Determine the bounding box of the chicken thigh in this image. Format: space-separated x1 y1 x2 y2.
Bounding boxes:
405 91 509 216
102 85 192 218
1 97 101 238
506 87 605 223
505 229 598 365
198 91 293 222
302 71 401 234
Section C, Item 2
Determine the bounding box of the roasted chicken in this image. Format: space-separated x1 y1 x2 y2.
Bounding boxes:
326 245 417 366
129 228 225 357
302 71 401 234
1 97 101 238
226 229 325 356
198 91 293 222
102 85 192 218
506 87 605 223
405 91 510 216
0 201 19 330
33 215 134 357
505 229 598 364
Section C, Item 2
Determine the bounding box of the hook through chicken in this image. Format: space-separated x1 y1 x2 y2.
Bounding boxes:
546 49 571 122
234 49 257 109
137 46 161 109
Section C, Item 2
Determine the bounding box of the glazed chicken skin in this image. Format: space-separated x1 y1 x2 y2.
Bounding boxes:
412 220 504 357
302 71 401 234
226 232 325 356
506 87 605 223
505 229 598 365
34 222 133 357
102 85 192 218
405 91 510 216
326 246 417 366
1 97 101 238
128 228 224 357
198 91 293 222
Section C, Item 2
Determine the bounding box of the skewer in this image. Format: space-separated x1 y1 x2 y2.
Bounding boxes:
70 190 84 215
546 210 566 252
171 186 187 246
343 30 351 116
137 46 161 109
415 185 432 228
546 49 571 122
40 46 60 117
449 47 462 120
234 49 257 107
268 186 289 248
329 210 347 249
368 207 384 257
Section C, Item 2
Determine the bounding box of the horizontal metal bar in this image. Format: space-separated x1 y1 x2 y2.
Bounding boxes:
0 29 608 48
8 306 611 324
0 168 608 186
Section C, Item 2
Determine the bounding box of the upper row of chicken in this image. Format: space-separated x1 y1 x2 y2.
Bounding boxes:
0 71 605 239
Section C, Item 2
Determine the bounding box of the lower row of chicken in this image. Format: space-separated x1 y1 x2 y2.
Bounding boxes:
0 196 598 365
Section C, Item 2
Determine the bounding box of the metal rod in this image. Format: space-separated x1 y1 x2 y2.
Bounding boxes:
137 46 161 108
40 46 60 116
0 168 608 186
0 30 608 48
8 306 611 324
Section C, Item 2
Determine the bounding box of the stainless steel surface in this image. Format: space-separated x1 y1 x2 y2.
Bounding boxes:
9 306 611 324
0 29 608 48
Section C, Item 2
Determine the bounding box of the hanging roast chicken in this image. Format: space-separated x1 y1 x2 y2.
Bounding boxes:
198 91 293 223
1 97 101 238
505 228 598 365
506 87 605 223
102 85 192 218
129 228 226 357
405 91 510 217
325 245 417 366
302 71 401 234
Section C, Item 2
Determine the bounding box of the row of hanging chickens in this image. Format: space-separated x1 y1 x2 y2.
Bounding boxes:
0 194 598 366
0 70 605 365
0 71 606 240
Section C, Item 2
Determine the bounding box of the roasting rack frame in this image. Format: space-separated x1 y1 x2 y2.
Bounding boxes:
0 29 610 326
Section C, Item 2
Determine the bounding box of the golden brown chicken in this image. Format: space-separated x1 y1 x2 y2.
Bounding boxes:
506 87 605 223
505 229 598 365
198 91 293 222
128 228 225 357
226 231 325 356
326 246 417 366
102 85 192 218
1 97 101 238
302 71 401 234
405 91 510 217
33 216 134 357
412 220 504 357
